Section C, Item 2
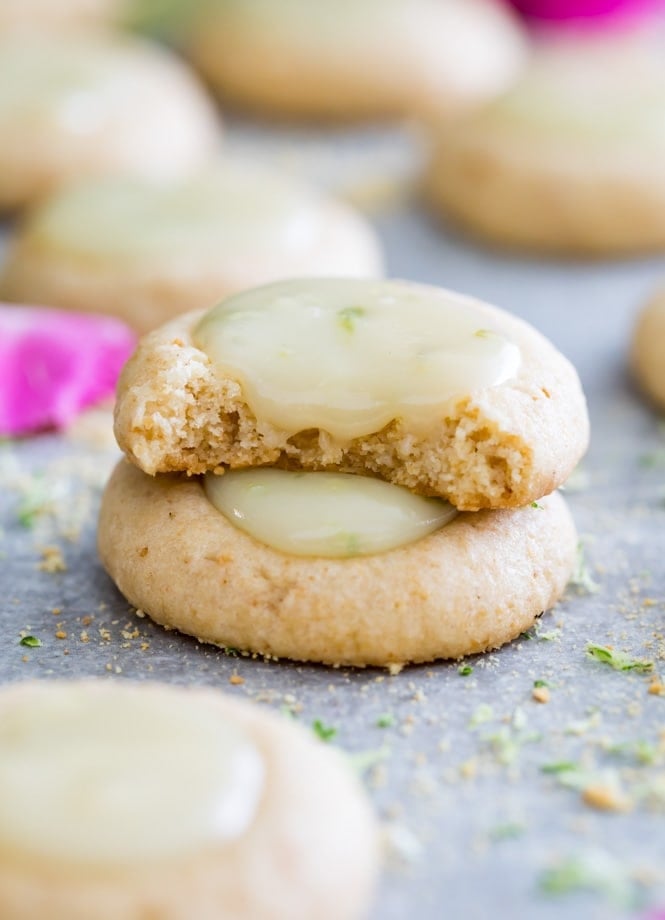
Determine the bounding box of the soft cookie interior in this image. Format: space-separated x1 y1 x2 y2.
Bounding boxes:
114 280 589 511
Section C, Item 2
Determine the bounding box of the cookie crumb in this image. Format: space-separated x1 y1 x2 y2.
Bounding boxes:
532 686 551 704
648 676 665 696
38 545 66 573
581 784 631 813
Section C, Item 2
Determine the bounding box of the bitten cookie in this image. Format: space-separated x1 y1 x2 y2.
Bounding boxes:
0 680 378 920
114 279 589 511
2 166 383 333
0 33 220 211
631 289 665 408
98 461 577 666
187 0 527 121
427 37 665 255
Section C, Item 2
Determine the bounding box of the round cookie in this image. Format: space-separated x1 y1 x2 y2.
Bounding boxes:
631 289 665 407
426 37 665 255
2 167 384 333
0 0 122 33
0 680 378 920
0 33 220 212
187 0 527 121
98 460 577 667
113 279 589 511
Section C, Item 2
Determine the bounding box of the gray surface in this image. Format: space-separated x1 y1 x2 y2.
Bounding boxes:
2 124 665 920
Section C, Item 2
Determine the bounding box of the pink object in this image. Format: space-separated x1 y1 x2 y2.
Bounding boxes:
0 305 135 436
507 0 665 25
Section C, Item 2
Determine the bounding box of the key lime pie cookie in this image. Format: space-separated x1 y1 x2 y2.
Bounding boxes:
187 0 527 121
427 38 665 255
114 279 588 510
631 289 665 407
99 278 585 666
0 33 220 212
2 167 383 333
0 680 378 920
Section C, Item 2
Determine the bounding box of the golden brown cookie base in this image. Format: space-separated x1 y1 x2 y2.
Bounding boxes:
98 461 577 667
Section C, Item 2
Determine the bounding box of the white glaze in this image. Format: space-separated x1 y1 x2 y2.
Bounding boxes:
205 468 458 556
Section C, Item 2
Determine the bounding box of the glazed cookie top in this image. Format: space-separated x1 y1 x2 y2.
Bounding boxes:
194 279 521 439
458 38 665 149
0 34 195 128
115 279 589 510
14 166 346 266
189 0 527 117
0 32 220 194
0 681 264 868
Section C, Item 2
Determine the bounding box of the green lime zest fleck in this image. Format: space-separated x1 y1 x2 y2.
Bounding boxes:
312 719 337 742
474 329 492 338
19 635 41 648
586 644 654 673
17 478 50 528
541 761 579 775
537 629 561 642
569 541 599 594
376 713 395 728
343 532 361 556
337 306 365 333
469 703 494 728
533 679 550 688
489 822 525 841
539 851 641 908
639 449 665 468
458 665 474 676
530 501 544 509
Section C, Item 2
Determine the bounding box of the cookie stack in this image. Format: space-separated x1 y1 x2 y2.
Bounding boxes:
99 277 589 667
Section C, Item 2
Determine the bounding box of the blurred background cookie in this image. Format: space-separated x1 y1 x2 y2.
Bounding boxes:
631 288 665 407
426 36 665 255
0 0 124 33
0 680 378 920
2 164 383 332
0 32 220 212
187 0 528 121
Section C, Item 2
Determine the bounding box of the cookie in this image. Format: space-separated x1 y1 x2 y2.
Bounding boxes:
114 279 589 511
98 460 577 666
187 0 527 121
427 38 665 255
0 33 220 212
0 680 378 920
0 0 121 32
2 167 383 333
631 289 665 408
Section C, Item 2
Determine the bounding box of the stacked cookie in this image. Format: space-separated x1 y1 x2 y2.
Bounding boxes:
100 277 589 667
